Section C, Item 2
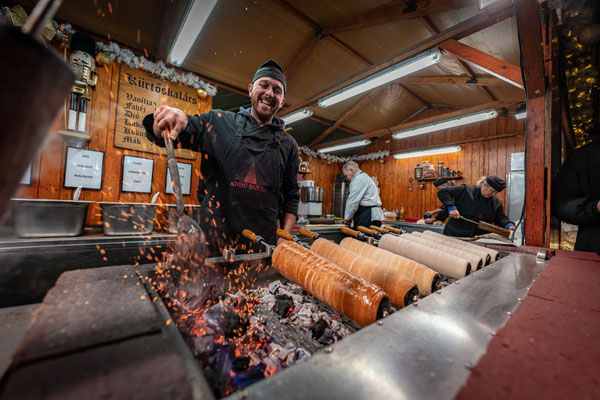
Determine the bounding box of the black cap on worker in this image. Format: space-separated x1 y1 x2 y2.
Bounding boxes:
252 59 287 93
433 178 448 187
485 175 506 192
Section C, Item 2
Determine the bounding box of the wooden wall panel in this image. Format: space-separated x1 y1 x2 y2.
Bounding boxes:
13 60 212 226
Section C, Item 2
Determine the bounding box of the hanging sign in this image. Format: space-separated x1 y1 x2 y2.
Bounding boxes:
115 65 199 160
165 162 192 196
64 147 104 189
121 155 154 193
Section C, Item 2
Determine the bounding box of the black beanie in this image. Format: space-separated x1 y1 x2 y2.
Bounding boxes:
71 32 97 56
433 178 448 187
485 175 506 192
252 60 286 93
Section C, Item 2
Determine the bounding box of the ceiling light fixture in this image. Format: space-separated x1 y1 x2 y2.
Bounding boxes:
318 49 442 108
478 0 502 9
393 145 462 160
514 103 526 119
318 139 371 153
169 0 219 66
281 109 313 125
392 109 499 140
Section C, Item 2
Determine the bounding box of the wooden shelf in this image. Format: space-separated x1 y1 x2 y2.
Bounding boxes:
416 176 463 181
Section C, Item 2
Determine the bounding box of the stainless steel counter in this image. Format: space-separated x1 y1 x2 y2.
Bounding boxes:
227 252 547 400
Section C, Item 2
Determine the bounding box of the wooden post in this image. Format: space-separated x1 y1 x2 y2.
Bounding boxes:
516 0 547 247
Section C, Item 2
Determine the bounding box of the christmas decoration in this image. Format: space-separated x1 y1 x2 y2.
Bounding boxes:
298 146 389 163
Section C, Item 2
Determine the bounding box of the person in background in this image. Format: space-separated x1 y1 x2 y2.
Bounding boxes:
437 176 516 237
424 177 450 224
342 161 384 229
553 140 600 254
143 60 299 253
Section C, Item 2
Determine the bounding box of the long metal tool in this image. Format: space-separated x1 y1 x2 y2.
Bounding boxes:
162 131 208 310
341 227 379 246
460 216 514 239
276 229 311 249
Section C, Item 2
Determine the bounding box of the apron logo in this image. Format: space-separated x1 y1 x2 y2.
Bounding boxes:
231 163 267 192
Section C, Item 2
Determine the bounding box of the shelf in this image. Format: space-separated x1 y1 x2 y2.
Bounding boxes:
416 176 462 181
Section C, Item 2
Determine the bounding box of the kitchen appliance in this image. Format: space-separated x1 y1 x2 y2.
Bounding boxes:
298 186 324 217
333 182 350 218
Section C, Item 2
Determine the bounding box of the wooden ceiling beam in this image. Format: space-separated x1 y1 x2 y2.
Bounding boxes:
279 3 514 116
438 40 523 88
310 89 383 146
322 0 476 35
398 76 510 86
285 33 322 81
314 97 522 149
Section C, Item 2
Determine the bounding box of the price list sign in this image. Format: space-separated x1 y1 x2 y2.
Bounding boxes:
115 65 199 160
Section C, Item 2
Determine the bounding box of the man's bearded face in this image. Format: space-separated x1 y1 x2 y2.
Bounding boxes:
249 77 285 123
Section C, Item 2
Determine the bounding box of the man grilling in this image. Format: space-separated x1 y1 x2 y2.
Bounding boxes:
424 177 450 224
341 161 384 229
143 60 299 254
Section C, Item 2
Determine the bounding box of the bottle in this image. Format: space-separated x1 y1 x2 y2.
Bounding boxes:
399 207 405 220
414 164 423 179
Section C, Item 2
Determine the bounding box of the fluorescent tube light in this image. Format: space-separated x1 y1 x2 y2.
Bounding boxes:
319 139 371 153
281 109 313 125
393 145 462 160
478 0 501 9
318 49 442 108
514 103 526 119
392 109 498 139
169 0 219 66
472 65 523 89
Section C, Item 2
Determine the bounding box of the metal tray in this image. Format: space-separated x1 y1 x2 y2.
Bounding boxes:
11 198 90 238
99 202 156 236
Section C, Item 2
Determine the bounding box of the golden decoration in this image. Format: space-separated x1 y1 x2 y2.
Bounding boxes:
196 88 208 98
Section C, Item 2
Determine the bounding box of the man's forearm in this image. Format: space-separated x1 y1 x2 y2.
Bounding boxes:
281 212 296 233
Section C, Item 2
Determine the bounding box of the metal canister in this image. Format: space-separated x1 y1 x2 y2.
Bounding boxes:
437 162 444 177
442 167 450 177
414 164 423 179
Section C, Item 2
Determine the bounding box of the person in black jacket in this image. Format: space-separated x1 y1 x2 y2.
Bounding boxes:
437 176 515 237
553 141 600 254
143 60 299 253
424 177 450 224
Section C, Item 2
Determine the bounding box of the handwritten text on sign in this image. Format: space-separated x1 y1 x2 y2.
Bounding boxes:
64 147 104 190
115 65 199 160
122 155 154 193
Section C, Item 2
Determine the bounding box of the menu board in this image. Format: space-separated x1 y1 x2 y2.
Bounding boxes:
165 162 192 196
121 155 154 193
115 65 200 160
64 147 104 189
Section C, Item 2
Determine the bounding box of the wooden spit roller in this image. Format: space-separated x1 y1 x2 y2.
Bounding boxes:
420 231 499 264
378 234 472 279
310 238 419 308
341 226 379 245
243 230 390 327
339 237 440 295
382 225 402 235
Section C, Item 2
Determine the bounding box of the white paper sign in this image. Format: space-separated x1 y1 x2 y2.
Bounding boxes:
64 147 104 189
20 163 32 185
121 155 154 193
165 162 192 195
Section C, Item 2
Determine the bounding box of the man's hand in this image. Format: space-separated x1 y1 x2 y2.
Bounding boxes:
424 218 434 224
597 200 600 213
508 225 516 231
342 219 351 226
449 209 461 219
277 237 286 246
153 105 188 140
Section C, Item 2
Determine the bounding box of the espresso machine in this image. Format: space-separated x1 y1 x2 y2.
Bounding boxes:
298 180 324 217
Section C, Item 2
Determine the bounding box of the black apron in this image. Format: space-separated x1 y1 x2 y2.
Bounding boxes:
353 205 381 229
199 124 283 254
